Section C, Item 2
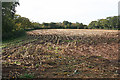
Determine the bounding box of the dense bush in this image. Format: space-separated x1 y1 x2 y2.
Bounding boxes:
2 30 26 40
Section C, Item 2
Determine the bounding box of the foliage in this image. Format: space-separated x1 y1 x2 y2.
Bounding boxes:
14 14 32 30
2 3 30 40
2 2 17 33
88 16 119 30
28 16 119 30
2 2 25 40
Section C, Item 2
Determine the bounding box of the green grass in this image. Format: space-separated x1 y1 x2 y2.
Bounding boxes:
2 35 27 48
19 73 35 78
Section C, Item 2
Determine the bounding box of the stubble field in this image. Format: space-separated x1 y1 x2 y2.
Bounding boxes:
2 29 120 78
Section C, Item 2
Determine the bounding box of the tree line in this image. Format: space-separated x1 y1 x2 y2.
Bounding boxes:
2 2 120 40
31 16 119 30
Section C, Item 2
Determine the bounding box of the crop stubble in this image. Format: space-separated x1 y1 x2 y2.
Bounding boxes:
2 29 120 78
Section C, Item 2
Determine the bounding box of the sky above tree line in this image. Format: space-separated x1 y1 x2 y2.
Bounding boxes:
16 0 119 25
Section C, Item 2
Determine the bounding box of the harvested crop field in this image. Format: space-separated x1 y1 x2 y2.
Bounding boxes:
2 29 120 78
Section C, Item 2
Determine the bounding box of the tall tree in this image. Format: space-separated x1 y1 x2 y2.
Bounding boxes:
2 2 19 39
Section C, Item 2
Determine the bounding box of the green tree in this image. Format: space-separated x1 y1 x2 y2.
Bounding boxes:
88 21 98 29
2 2 19 40
14 14 32 30
76 22 84 29
63 21 72 29
98 19 109 29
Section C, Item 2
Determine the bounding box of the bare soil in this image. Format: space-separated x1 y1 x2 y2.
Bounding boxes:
2 29 120 79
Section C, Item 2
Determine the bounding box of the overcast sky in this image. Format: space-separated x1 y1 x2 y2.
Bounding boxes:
16 0 119 25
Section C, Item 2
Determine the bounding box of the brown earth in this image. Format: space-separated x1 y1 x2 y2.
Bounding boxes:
27 29 118 36
2 29 120 79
